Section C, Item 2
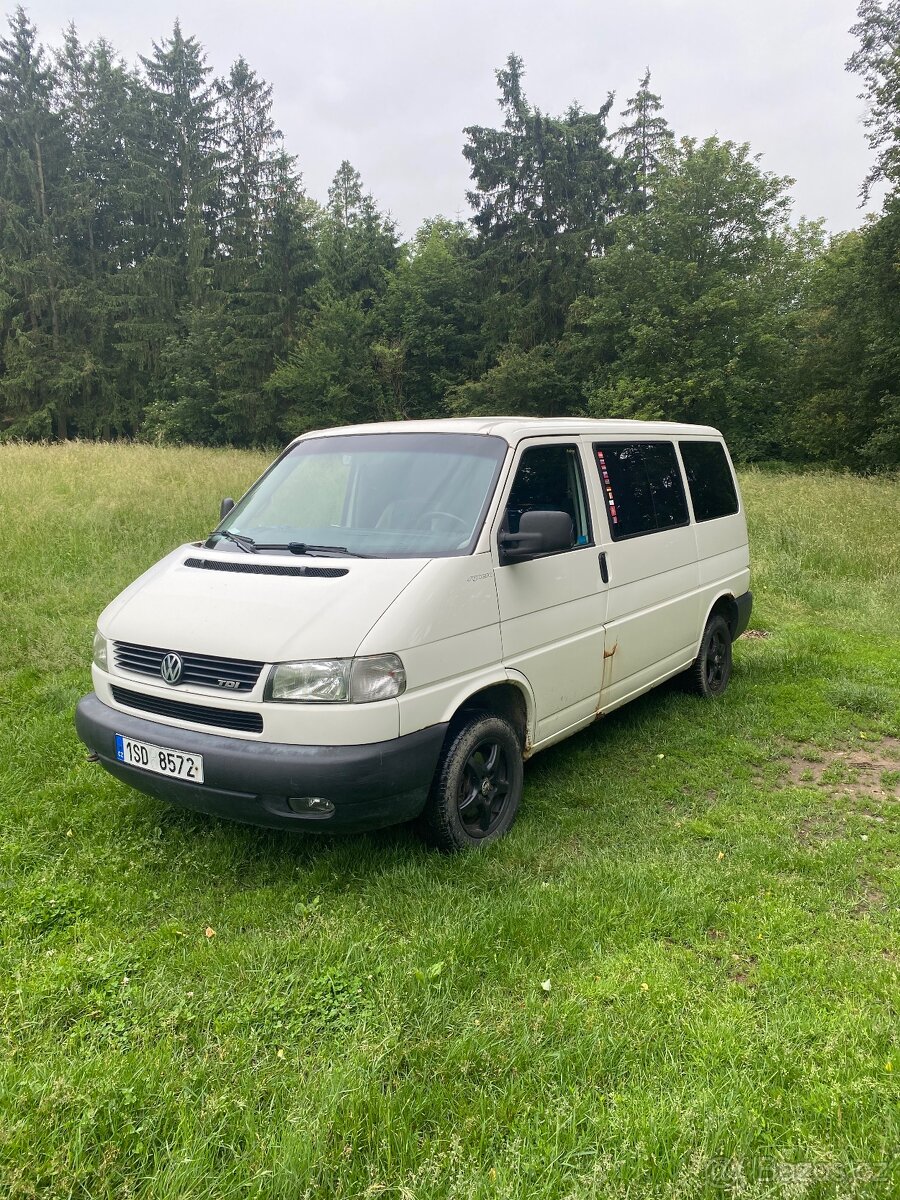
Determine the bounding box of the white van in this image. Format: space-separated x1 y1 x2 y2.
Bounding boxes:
76 418 752 850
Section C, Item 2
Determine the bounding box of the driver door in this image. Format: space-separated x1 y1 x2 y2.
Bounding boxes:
492 439 608 744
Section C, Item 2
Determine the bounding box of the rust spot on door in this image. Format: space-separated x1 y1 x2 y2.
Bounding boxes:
600 641 618 702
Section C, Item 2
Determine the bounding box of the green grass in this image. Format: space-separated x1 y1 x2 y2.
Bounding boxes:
0 443 898 1199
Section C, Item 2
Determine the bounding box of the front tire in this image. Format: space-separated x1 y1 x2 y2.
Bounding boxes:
686 613 733 698
422 714 524 851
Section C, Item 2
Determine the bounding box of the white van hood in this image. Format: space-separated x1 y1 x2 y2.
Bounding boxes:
99 545 427 662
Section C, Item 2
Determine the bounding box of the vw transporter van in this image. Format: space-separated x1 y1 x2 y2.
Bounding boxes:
76 418 752 850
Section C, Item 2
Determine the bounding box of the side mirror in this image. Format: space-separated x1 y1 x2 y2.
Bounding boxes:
499 509 574 564
220 497 235 521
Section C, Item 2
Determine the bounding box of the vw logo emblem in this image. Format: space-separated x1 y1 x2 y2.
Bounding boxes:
160 652 184 685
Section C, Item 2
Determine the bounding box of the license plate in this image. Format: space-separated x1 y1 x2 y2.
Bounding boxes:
115 734 204 784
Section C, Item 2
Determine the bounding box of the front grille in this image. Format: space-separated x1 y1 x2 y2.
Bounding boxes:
184 557 348 579
111 686 264 733
113 641 264 693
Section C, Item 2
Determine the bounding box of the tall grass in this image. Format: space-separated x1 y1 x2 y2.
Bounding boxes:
0 445 897 1199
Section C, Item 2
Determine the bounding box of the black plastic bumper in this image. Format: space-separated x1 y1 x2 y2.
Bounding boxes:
75 693 447 833
734 590 753 639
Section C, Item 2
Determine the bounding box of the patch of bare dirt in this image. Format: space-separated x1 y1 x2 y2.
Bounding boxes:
851 883 888 917
779 737 900 802
795 812 846 847
774 738 899 852
739 629 772 640
728 952 759 986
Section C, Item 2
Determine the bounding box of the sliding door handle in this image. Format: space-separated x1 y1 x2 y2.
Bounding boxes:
598 552 609 584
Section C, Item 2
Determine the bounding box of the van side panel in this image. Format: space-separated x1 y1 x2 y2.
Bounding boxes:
356 555 506 738
694 519 751 635
599 527 701 708
494 555 607 741
681 440 751 652
582 437 700 711
491 439 608 742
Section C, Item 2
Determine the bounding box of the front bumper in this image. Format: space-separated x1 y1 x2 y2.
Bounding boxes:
75 693 447 833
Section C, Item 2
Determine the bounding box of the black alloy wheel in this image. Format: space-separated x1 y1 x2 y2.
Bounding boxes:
705 623 730 692
686 613 733 698
423 713 524 851
457 737 512 839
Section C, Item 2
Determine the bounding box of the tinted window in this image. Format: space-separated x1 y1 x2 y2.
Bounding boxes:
505 444 591 548
679 441 739 522
594 442 689 540
642 442 689 528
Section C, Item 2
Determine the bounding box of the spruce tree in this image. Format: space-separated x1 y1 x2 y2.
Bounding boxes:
265 162 398 434
0 8 73 438
615 69 673 210
463 54 623 351
54 29 150 435
157 60 318 444
136 23 223 438
139 22 221 307
320 160 399 301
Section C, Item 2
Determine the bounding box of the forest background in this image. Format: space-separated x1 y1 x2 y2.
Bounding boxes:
0 0 898 470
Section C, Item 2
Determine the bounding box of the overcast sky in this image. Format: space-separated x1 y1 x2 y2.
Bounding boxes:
17 0 884 237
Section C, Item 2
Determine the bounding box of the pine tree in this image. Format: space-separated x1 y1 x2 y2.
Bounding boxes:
463 54 624 351
265 162 398 436
0 7 74 438
136 23 223 437
320 160 399 301
54 29 151 435
615 69 673 210
139 22 221 306
157 62 320 445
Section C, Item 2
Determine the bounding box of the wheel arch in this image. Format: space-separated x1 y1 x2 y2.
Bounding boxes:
445 676 534 755
698 592 740 651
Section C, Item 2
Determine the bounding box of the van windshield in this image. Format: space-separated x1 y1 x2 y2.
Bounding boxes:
212 432 508 559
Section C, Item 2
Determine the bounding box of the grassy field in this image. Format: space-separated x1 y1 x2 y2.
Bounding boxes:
0 442 898 1199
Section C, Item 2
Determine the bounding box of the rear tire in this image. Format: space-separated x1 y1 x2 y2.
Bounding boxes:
685 613 733 698
422 713 524 852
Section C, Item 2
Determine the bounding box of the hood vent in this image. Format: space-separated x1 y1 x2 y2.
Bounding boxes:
184 556 349 579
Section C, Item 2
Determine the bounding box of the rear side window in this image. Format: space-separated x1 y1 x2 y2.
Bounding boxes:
679 441 739 522
594 442 688 540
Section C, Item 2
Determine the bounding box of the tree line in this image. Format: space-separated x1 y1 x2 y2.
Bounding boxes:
0 2 897 469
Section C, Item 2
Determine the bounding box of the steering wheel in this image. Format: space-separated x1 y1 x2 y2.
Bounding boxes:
414 511 469 533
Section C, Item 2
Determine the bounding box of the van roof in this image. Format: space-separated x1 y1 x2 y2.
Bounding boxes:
294 417 722 446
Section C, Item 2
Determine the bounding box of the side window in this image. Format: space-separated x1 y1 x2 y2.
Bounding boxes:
679 441 739 522
641 442 689 528
504 443 591 549
594 442 689 540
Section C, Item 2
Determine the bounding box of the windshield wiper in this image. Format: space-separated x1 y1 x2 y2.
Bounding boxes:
213 529 258 554
286 542 372 558
209 532 369 558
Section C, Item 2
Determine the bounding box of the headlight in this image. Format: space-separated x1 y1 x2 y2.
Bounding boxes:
266 654 406 703
92 630 109 670
267 659 350 702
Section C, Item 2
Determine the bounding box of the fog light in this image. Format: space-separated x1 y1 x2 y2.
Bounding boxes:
287 796 335 816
